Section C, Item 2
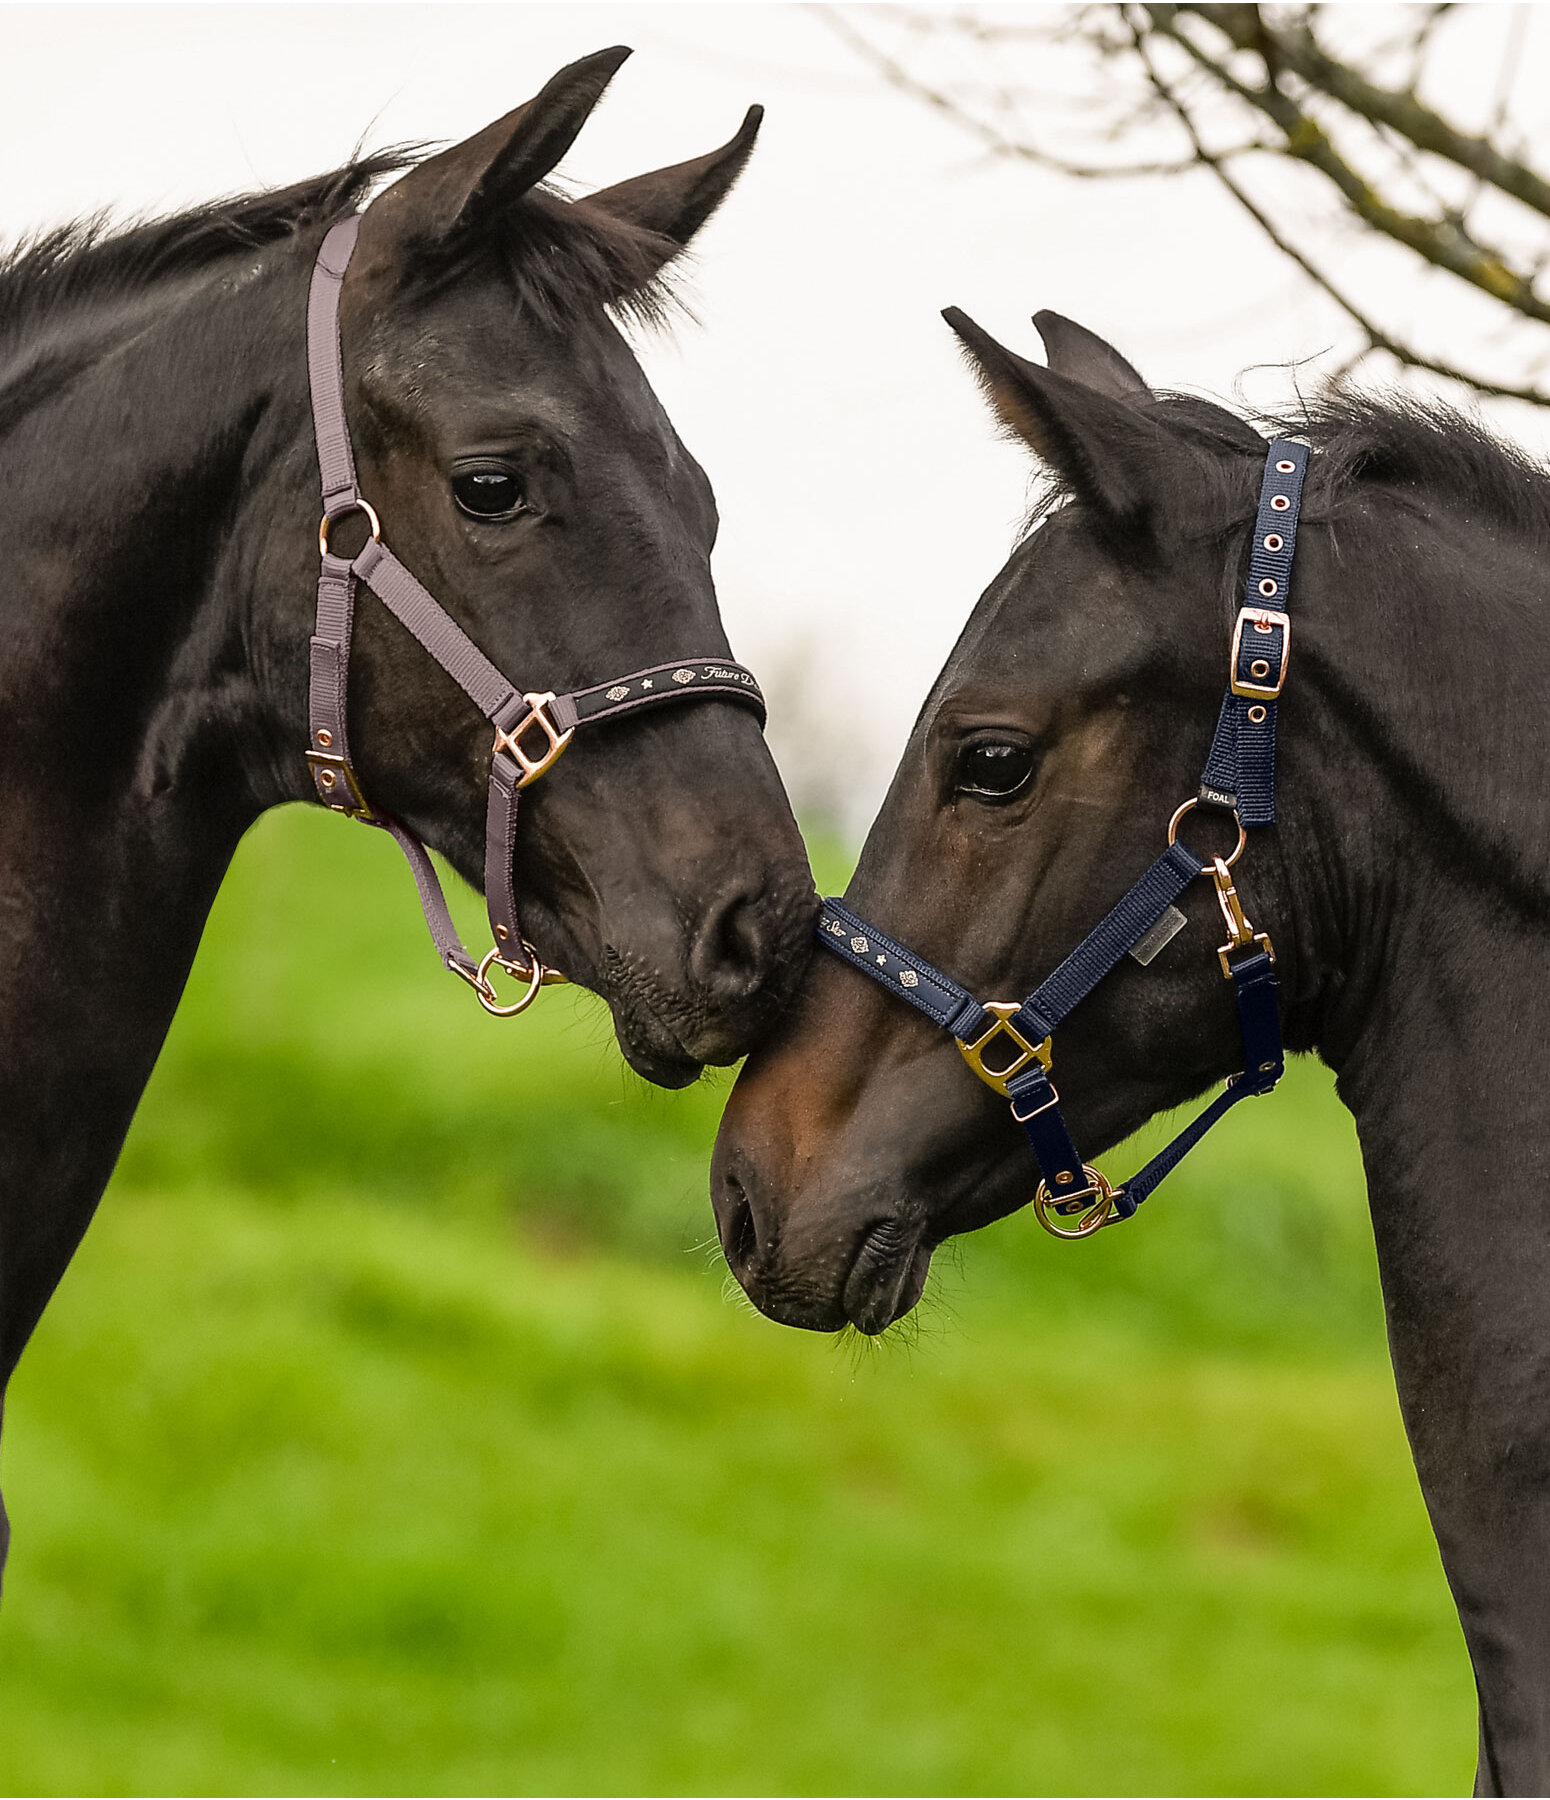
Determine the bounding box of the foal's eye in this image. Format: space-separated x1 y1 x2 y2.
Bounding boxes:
957 740 1038 801
452 466 526 520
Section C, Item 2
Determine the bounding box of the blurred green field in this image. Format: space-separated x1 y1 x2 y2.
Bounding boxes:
0 807 1471 1796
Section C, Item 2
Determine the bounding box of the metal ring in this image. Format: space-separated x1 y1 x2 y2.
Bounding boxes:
475 945 547 1017
318 499 382 558
1168 797 1246 868
1033 1166 1118 1239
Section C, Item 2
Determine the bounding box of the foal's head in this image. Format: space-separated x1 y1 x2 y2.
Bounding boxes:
712 311 1311 1327
246 51 812 1084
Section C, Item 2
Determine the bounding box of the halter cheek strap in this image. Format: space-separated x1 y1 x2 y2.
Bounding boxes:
815 440 1308 1236
304 216 766 1016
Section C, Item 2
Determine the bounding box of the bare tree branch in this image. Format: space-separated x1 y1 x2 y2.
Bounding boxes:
1145 6 1550 323
825 2 1550 406
1188 4 1550 219
1130 22 1550 405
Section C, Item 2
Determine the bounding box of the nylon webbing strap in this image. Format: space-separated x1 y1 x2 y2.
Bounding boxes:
1199 439 1307 827
307 217 363 518
1013 842 1205 1041
818 900 990 1041
1118 945 1281 1210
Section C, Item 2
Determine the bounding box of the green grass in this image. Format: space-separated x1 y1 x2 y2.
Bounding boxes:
0 807 1474 1795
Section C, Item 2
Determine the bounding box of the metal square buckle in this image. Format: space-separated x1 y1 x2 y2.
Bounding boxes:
304 750 375 822
957 1001 1053 1097
1229 606 1290 700
493 691 575 789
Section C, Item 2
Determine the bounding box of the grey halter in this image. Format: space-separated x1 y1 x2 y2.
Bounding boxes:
304 215 765 1015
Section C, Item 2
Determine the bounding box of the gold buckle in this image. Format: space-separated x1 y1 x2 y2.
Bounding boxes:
1034 1165 1119 1238
957 1001 1053 1097
493 692 574 789
1229 606 1290 699
304 750 375 822
1210 856 1274 977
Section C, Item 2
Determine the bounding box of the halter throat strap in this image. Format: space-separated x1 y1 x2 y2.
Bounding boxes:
303 216 766 1013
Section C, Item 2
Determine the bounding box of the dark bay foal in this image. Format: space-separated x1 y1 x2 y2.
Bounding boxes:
0 50 812 1584
715 310 1550 1793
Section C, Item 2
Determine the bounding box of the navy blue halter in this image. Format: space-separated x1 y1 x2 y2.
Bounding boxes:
816 440 1307 1237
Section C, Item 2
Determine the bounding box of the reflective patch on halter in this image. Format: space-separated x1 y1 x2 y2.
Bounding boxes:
1129 904 1188 967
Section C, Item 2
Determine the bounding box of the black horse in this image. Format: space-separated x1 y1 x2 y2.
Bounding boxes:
715 310 1550 1793
0 50 813 1587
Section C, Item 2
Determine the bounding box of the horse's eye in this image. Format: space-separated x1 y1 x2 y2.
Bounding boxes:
452 467 525 520
957 740 1037 801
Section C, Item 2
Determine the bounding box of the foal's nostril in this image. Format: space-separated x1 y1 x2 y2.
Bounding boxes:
715 1164 760 1276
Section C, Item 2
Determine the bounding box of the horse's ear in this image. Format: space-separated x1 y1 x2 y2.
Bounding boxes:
1032 311 1152 402
380 46 632 244
944 306 1173 540
572 106 763 267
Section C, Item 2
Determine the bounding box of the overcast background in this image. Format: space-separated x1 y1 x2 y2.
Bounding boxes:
4 3 1547 827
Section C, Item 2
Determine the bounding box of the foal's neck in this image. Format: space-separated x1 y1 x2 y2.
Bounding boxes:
0 249 310 1370
1288 489 1550 1786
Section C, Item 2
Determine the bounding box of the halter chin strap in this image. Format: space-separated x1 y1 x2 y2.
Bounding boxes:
816 440 1308 1235
305 215 765 1015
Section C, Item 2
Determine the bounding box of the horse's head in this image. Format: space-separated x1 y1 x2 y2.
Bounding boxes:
276 50 812 1085
713 310 1308 1328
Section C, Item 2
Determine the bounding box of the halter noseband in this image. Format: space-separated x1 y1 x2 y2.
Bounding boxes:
305 215 765 1016
816 441 1307 1237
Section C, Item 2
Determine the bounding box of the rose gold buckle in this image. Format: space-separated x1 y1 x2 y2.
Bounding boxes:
304 750 375 822
445 944 566 1018
957 1001 1053 1097
493 692 574 789
1033 1165 1119 1238
1229 607 1290 699
1210 856 1275 978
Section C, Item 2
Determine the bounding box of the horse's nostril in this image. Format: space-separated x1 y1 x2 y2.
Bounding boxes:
717 1166 759 1274
691 885 772 1003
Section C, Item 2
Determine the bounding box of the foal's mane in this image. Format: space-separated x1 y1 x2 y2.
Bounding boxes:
1136 387 1550 543
0 148 682 353
1293 390 1550 541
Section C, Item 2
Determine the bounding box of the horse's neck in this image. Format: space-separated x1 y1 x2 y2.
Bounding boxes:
0 259 304 1374
1296 498 1550 1787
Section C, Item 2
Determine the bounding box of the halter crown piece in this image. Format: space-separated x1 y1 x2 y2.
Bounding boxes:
305 216 765 1016
815 441 1307 1236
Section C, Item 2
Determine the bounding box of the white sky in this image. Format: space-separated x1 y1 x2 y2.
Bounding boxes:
3 3 1547 826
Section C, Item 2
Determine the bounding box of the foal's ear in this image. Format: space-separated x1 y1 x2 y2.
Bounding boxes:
945 307 1174 542
382 45 632 244
573 105 763 262
1032 311 1152 402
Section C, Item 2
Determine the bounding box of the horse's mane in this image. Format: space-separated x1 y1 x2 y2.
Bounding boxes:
1291 389 1550 540
1156 385 1550 539
0 148 681 349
